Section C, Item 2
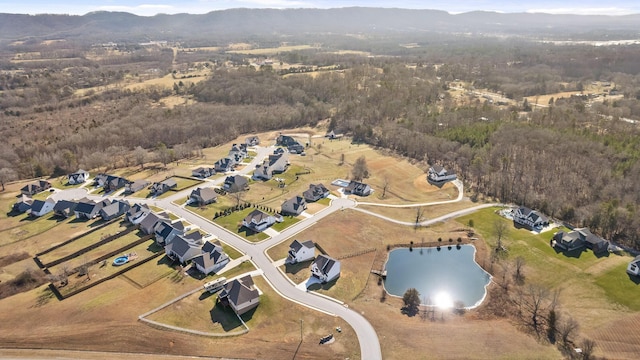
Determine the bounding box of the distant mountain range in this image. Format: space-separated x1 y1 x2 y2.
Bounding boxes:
1 7 639 42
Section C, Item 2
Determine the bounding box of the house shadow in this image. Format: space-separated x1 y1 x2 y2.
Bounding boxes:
209 302 249 332
554 247 586 259
88 219 106 228
426 179 446 188
284 260 312 275
306 276 339 291
627 274 640 285
199 290 216 301
237 226 260 238
155 254 172 266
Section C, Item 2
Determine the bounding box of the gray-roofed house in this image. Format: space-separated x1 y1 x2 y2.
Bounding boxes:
242 209 282 232
345 180 372 197
150 178 177 196
30 198 56 217
99 200 130 221
126 203 152 224
189 187 218 206
310 254 341 283
192 167 215 178
125 180 150 194
252 152 289 180
303 183 329 202
139 212 170 235
513 206 549 231
427 164 457 183
228 143 248 160
214 157 236 173
164 232 204 264
218 275 260 315
154 220 186 246
53 200 77 218
21 180 51 196
103 175 128 192
192 241 230 275
13 194 33 213
281 195 307 216
286 239 315 264
223 175 249 193
245 135 260 146
68 169 89 185
554 227 610 254
74 198 105 219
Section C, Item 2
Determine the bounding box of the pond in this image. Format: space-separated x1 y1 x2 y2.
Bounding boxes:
383 244 491 309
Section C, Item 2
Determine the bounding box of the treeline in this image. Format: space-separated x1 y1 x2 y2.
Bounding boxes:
2 40 640 248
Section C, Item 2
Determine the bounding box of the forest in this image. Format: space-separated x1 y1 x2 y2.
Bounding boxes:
1 30 640 249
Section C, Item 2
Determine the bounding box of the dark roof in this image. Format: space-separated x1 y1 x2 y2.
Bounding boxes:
53 200 76 212
243 209 271 224
191 187 217 202
127 203 150 217
166 234 199 258
282 195 306 213
31 199 54 213
192 241 228 269
290 239 314 252
139 212 169 234
220 275 258 306
74 198 98 214
313 254 338 274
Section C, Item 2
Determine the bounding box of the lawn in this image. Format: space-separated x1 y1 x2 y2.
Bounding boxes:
212 208 270 242
0 213 69 248
185 195 236 220
595 261 640 311
120 253 175 288
356 199 479 224
37 220 131 264
271 216 301 232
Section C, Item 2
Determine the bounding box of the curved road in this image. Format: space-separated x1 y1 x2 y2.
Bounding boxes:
53 145 498 360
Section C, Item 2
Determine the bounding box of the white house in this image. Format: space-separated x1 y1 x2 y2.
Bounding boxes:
627 256 640 276
286 240 315 264
427 164 457 183
242 209 282 232
513 206 549 231
310 254 341 283
218 275 260 315
281 195 307 216
68 169 89 185
154 220 186 246
192 241 230 275
30 198 55 217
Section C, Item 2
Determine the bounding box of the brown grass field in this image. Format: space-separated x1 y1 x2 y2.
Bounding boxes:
3 128 639 358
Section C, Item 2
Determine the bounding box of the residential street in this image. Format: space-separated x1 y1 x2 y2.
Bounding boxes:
49 145 494 360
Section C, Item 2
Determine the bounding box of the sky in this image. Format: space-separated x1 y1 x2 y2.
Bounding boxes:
2 0 640 17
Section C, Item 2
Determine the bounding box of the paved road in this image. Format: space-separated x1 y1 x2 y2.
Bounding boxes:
50 146 497 360
353 203 503 227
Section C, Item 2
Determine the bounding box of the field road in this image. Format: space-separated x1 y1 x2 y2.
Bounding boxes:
48 145 504 360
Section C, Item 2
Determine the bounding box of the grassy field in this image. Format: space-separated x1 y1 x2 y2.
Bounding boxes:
0 213 68 248
456 207 640 358
356 198 478 223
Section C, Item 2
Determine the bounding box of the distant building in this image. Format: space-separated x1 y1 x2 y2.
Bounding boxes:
345 180 372 197
427 164 457 183
513 206 549 231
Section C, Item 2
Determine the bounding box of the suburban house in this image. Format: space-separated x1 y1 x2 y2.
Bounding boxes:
74 198 106 219
513 206 550 231
53 200 77 218
245 135 260 146
303 183 330 202
276 134 305 154
223 175 249 193
13 195 33 213
345 180 372 197
214 157 236 173
99 200 130 221
164 232 205 264
553 228 609 254
126 203 151 224
427 164 457 183
192 167 215 178
228 143 248 160
21 180 51 196
30 198 55 217
281 195 307 216
189 187 218 206
310 254 341 283
192 241 230 275
150 179 177 195
253 152 289 180
139 212 170 235
68 169 89 185
286 239 315 264
125 180 149 194
218 275 260 315
154 220 186 246
627 256 640 276
242 209 282 232
95 174 128 192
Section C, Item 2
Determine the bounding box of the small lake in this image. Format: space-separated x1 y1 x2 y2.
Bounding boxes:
384 244 491 309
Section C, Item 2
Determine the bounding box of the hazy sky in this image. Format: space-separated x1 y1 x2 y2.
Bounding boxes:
3 0 640 17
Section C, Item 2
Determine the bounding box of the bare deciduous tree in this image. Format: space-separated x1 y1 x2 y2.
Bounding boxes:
351 155 369 181
514 256 525 284
0 167 17 191
232 190 246 207
493 219 507 252
558 316 579 347
133 146 146 169
381 176 390 198
580 338 596 360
